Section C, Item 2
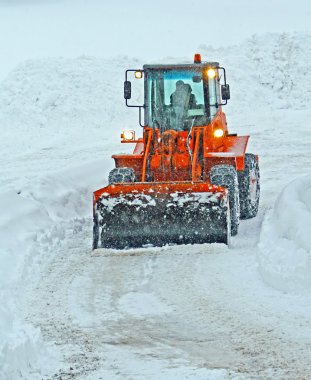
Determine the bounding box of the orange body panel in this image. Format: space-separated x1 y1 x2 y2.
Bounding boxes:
111 108 248 184
112 155 143 174
203 110 228 151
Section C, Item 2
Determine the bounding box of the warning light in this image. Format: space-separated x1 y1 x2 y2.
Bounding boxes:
194 54 202 64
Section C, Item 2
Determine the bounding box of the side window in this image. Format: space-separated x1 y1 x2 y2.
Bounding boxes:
208 78 217 118
191 82 204 106
216 77 221 104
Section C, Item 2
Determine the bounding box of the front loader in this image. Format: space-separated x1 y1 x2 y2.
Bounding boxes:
93 54 260 249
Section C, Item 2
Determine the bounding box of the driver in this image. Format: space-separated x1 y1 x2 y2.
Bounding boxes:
170 80 189 107
170 81 195 130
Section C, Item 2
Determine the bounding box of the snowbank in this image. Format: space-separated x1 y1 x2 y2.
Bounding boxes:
0 190 53 377
0 312 44 380
0 159 110 379
0 55 142 193
258 175 311 292
200 33 311 111
0 53 141 378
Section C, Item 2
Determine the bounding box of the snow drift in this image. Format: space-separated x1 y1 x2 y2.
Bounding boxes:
258 175 311 292
0 159 111 379
200 32 311 111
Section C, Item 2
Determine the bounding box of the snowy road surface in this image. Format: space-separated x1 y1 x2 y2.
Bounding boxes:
20 214 311 379
2 34 311 379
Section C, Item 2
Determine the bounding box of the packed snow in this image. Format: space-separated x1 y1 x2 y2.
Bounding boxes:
1 32 311 379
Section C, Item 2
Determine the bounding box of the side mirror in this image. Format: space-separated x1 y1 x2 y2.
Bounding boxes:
221 84 230 101
124 81 132 100
192 75 202 83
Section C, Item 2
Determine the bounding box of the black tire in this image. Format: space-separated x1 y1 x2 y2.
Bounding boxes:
238 153 260 219
93 212 99 249
210 165 240 236
108 167 135 184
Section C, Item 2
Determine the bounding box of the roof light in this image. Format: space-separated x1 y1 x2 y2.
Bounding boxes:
194 54 202 64
134 70 143 79
207 68 216 79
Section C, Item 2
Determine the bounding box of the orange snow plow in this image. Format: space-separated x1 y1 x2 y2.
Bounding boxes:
93 54 260 249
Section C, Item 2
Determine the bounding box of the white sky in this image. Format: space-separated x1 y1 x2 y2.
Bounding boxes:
0 0 310 79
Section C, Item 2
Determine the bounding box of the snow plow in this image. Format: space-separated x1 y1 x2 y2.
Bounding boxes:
93 54 260 249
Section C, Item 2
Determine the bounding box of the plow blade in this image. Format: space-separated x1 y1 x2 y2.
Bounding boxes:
93 182 230 249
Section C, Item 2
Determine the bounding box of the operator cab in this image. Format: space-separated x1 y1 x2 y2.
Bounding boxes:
124 54 230 131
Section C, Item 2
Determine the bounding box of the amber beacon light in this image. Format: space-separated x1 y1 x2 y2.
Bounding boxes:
194 53 202 64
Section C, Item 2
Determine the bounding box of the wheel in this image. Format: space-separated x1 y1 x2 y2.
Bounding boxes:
210 165 240 236
108 167 135 184
238 153 260 219
93 212 99 249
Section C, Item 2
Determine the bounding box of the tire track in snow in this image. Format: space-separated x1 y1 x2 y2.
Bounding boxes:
20 216 311 379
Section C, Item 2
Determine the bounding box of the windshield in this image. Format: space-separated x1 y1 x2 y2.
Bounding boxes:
145 69 209 131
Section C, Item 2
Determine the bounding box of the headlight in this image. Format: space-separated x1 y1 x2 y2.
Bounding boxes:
135 71 143 79
121 130 135 141
213 129 224 138
207 68 216 79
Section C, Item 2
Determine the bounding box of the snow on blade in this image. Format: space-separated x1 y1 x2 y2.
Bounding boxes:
258 175 311 293
169 191 223 206
99 193 157 211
